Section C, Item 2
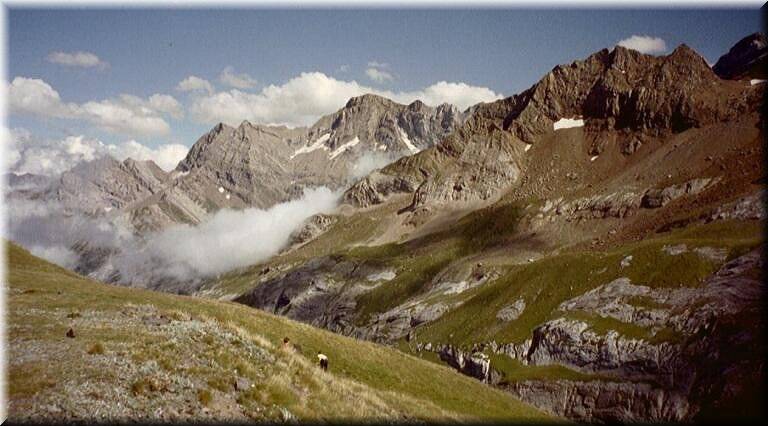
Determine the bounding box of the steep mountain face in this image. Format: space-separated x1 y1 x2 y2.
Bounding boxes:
713 32 768 80
292 95 462 165
122 95 464 234
212 38 766 423
37 157 170 215
345 45 760 210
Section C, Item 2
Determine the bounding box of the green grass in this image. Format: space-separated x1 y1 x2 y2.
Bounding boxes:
488 354 607 384
6 241 548 421
412 220 761 347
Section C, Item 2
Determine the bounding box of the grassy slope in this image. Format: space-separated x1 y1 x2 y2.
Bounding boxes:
410 219 762 347
6 242 549 422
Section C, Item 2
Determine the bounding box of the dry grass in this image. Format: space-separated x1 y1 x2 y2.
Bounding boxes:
6 241 548 422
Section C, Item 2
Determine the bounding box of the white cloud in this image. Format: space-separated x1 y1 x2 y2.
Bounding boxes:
393 81 502 110
617 35 668 55
219 66 257 89
176 75 214 94
46 51 108 69
366 67 394 84
80 99 171 136
7 129 189 175
7 77 79 118
133 186 340 278
189 71 502 127
7 77 180 137
366 60 394 84
105 140 188 171
338 64 350 73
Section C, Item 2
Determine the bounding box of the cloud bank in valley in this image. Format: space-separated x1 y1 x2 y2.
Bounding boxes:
6 186 340 287
125 187 340 280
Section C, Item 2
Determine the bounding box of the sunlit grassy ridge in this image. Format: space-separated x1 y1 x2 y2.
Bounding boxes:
6 241 549 422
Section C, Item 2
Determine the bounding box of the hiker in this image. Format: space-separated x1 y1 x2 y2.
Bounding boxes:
281 337 292 351
317 351 328 371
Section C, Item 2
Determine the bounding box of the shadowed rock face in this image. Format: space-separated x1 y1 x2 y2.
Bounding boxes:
713 32 768 80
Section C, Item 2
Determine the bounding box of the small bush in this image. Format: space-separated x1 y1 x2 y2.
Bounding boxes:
198 388 213 406
131 376 165 396
87 342 105 355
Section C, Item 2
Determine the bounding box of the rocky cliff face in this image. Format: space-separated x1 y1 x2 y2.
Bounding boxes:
344 43 761 210
713 32 768 80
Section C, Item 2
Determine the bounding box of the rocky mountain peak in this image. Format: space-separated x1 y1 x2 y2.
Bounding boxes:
713 32 768 80
345 93 396 109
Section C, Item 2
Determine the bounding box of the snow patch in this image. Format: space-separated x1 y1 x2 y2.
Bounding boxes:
329 136 360 160
553 117 585 130
218 187 225 193
396 126 419 154
590 155 599 162
524 144 532 152
225 194 231 200
104 207 113 212
290 133 331 159
172 170 189 179
367 270 396 282
750 79 766 86
436 281 470 295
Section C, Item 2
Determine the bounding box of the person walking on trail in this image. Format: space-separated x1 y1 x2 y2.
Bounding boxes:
317 351 328 371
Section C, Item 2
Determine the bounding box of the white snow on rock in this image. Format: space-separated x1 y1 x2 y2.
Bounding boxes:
225 194 231 200
524 144 532 152
329 136 360 160
367 270 397 282
750 79 766 86
590 155 599 162
172 170 189 179
218 186 225 193
290 133 331 159
553 117 585 130
104 207 113 212
397 126 419 153
434 280 471 295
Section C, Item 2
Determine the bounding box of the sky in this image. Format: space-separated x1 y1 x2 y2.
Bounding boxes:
5 7 763 173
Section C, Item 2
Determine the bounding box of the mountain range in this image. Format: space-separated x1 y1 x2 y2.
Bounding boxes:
6 32 766 422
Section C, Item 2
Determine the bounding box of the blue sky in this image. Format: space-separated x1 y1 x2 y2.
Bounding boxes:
6 7 762 172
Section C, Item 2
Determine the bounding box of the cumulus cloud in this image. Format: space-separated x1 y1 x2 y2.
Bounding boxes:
105 140 188 171
46 51 108 69
7 129 188 175
366 67 394 84
219 66 257 89
189 71 502 127
7 77 179 137
617 35 668 55
176 75 214 94
7 77 79 118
